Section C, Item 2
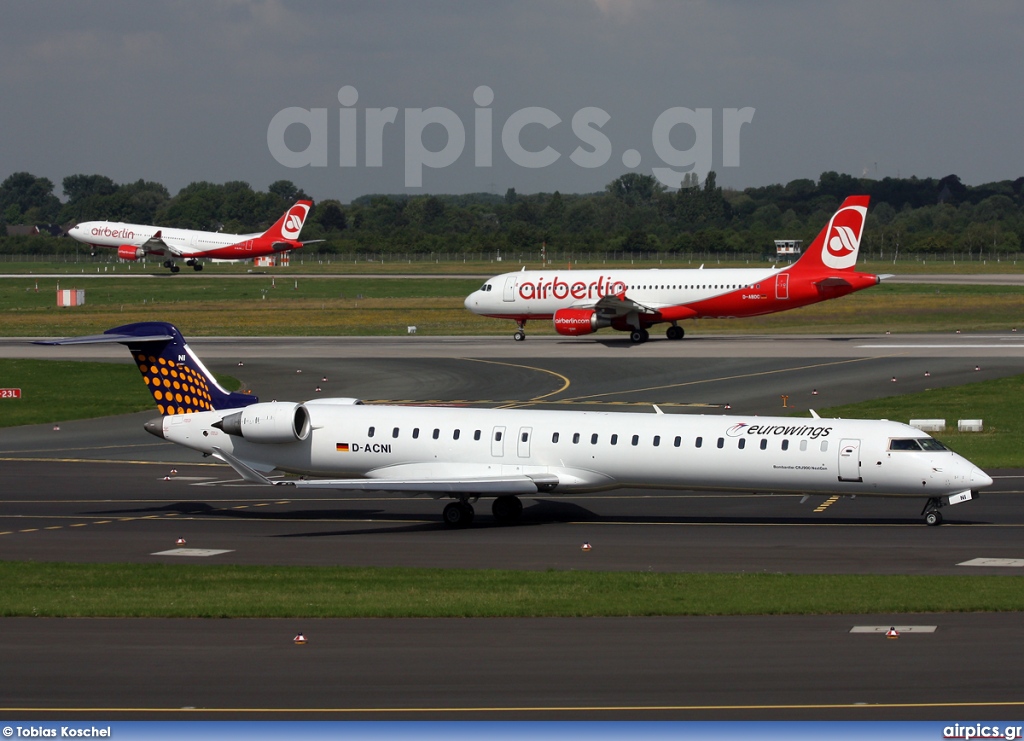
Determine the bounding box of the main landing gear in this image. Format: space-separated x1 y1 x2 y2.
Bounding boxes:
441 495 524 528
922 497 944 526
629 325 685 343
162 259 203 273
629 328 650 343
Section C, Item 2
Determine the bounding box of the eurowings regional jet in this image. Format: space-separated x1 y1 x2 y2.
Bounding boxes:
465 195 887 342
67 201 319 273
38 322 990 527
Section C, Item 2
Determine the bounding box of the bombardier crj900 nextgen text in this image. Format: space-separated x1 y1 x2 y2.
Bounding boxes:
465 196 886 342
67 201 319 273
39 322 990 528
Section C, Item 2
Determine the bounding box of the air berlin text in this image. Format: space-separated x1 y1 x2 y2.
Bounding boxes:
90 226 135 240
518 276 627 301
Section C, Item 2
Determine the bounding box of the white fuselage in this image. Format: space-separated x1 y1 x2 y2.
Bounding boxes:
157 401 991 500
465 267 784 318
68 222 262 258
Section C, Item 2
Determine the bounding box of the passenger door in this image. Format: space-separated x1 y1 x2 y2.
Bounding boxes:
838 438 862 482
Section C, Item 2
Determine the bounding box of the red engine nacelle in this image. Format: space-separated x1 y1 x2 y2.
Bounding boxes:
117 244 145 261
552 308 610 336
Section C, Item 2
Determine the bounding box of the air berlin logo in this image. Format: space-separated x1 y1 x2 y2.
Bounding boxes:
822 205 866 269
281 205 308 239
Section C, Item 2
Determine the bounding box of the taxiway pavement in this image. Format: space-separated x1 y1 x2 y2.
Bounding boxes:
1 333 1023 720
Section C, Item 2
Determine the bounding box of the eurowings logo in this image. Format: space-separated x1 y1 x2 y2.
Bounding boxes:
821 204 867 270
281 204 309 240
726 422 749 437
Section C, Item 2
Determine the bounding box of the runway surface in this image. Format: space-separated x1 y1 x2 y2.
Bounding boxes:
2 333 1023 719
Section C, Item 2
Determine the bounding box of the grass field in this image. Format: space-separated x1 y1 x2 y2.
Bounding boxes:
2 277 1024 337
819 374 1024 469
0 360 239 428
3 253 1023 275
1 562 1021 618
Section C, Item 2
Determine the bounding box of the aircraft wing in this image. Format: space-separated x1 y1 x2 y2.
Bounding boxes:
211 446 558 495
140 231 184 257
587 292 658 319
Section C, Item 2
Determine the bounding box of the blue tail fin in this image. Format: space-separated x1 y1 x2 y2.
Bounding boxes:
36 321 258 414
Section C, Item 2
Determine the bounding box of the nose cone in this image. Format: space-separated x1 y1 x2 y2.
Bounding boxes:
971 466 993 489
144 417 165 439
464 292 477 312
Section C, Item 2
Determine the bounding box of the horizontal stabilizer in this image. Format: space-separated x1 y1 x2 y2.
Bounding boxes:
814 276 853 289
34 331 174 346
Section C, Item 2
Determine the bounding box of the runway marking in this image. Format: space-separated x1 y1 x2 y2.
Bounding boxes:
555 355 897 403
0 443 167 455
364 399 721 407
958 558 1024 567
860 344 1024 349
151 548 233 557
4 699 1024 714
0 456 222 467
814 495 840 513
850 625 938 633
458 358 571 409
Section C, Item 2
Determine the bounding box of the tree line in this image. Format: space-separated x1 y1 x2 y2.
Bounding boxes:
1 169 1022 256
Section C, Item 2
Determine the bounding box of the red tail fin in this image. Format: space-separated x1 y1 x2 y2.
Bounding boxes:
263 200 313 242
790 196 870 274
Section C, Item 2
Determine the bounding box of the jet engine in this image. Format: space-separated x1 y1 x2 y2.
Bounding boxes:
213 402 311 444
117 245 145 261
552 308 610 336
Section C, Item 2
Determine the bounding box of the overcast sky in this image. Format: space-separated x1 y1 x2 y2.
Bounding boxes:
1 0 1021 203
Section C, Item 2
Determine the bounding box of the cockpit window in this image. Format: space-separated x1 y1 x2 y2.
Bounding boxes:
889 438 950 452
480 283 492 292
888 439 922 451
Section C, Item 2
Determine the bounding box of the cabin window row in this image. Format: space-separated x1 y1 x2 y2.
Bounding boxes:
628 284 760 291
368 426 485 441
365 425 827 452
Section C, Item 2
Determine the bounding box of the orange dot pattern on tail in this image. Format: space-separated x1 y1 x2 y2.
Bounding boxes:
136 353 214 415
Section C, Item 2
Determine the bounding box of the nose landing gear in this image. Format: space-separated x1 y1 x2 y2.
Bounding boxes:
922 497 943 526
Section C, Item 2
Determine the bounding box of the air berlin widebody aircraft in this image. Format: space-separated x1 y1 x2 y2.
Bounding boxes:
67 201 318 272
39 321 990 528
465 196 885 342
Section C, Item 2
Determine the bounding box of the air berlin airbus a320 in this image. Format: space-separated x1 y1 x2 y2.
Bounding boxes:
68 201 319 273
465 196 885 342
